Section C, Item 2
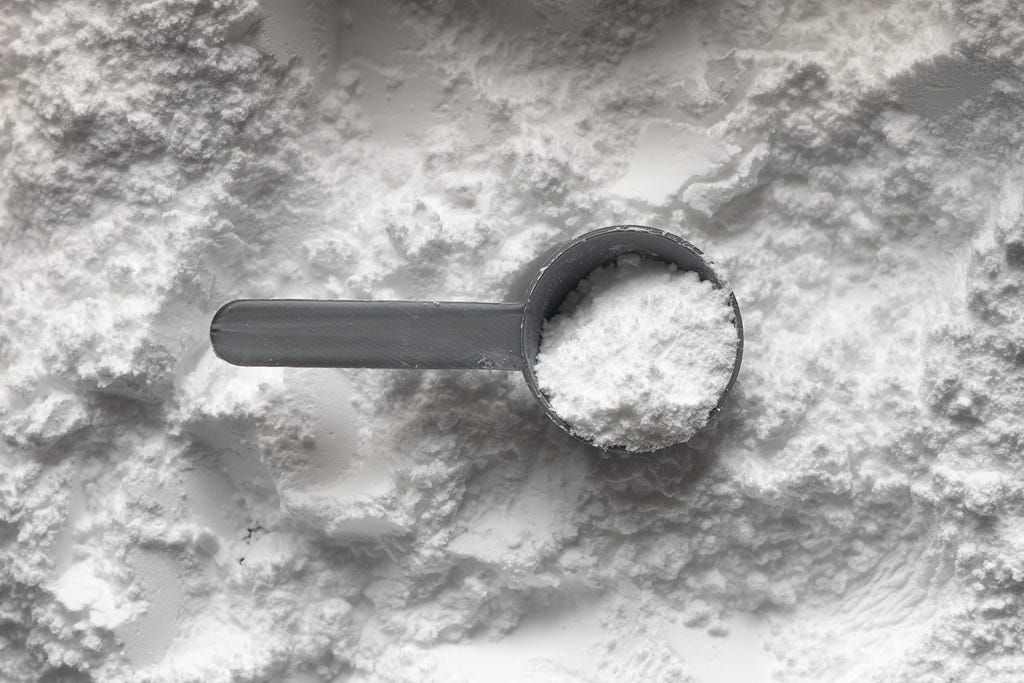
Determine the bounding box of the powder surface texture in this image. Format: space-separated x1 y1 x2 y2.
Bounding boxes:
4 0 1024 681
536 255 738 452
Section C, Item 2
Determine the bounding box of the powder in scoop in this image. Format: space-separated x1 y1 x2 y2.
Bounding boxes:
535 253 739 452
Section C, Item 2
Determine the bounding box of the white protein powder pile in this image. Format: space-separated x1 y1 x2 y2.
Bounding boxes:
5 0 1024 681
535 254 738 452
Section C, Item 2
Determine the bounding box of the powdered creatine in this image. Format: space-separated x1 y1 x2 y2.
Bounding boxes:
535 254 738 452
8 0 1024 679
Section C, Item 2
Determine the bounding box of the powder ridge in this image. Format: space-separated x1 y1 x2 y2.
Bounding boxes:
535 255 738 452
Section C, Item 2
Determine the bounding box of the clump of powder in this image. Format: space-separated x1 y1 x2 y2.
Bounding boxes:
534 253 738 452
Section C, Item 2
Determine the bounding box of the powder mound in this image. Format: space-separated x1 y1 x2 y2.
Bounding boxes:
535 254 738 452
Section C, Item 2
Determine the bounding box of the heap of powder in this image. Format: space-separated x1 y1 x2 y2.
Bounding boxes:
535 254 738 452
7 0 1024 680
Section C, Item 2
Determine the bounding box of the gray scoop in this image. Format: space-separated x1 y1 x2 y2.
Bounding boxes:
210 225 744 451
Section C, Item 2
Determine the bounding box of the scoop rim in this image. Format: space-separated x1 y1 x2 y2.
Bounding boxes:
519 225 744 453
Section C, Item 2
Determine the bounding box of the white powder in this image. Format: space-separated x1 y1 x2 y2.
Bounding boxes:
4 0 1024 681
536 255 738 452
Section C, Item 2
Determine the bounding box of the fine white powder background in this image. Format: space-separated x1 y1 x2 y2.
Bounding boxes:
535 255 738 452
3 0 1024 682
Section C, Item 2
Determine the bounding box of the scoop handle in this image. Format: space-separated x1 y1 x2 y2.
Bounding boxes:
210 299 525 370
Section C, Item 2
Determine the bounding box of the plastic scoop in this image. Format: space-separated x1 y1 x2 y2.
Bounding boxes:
210 225 744 451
